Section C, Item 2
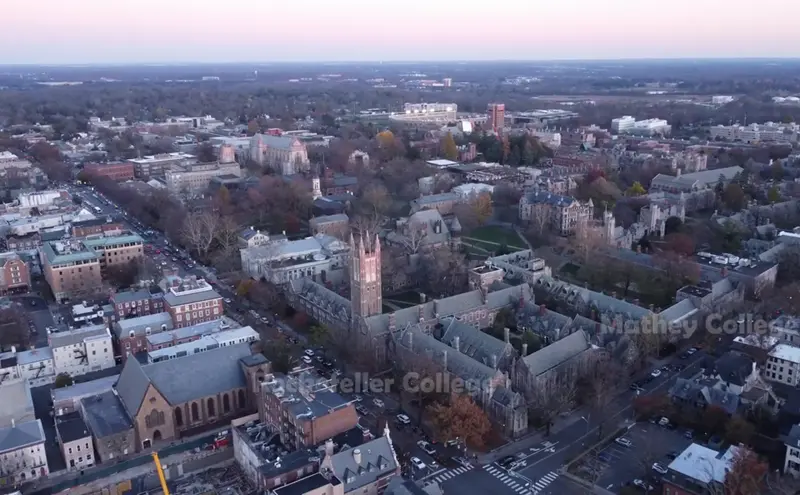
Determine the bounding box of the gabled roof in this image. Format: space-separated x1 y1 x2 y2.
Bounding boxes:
439 317 510 369
0 419 45 453
714 351 754 387
521 330 590 377
329 435 398 492
115 343 251 416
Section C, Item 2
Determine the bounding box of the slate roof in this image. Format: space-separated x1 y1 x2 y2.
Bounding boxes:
659 299 699 324
55 412 91 443
395 324 498 386
80 391 133 438
714 351 754 387
251 134 300 151
290 278 351 323
412 192 459 208
115 343 251 416
521 330 590 377
669 378 739 415
0 419 45 453
387 209 451 248
114 312 173 338
522 190 581 207
311 213 349 225
439 317 510 369
329 434 398 492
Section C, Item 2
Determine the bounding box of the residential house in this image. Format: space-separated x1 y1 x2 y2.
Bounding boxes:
662 443 739 495
79 391 135 462
55 412 94 471
114 312 174 362
766 344 800 387
110 286 165 320
239 228 275 249
52 374 119 417
49 324 115 378
0 252 30 295
319 428 400 495
0 419 48 485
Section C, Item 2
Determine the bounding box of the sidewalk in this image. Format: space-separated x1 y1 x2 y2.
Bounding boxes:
477 410 586 464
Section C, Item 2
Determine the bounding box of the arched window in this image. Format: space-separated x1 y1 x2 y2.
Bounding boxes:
222 394 231 414
238 390 246 409
207 398 215 417
147 409 163 428
153 430 162 441
174 407 183 426
191 402 199 422
159 411 165 424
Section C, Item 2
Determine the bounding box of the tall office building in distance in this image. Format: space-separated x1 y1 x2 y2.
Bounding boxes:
487 103 505 133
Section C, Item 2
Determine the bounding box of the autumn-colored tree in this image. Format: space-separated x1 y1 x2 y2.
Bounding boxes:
722 183 746 210
247 119 260 136
376 130 395 148
236 279 256 297
632 393 673 420
440 132 459 161
701 405 729 437
725 415 755 446
469 192 493 226
724 447 768 495
308 324 330 346
767 186 781 203
427 394 492 448
626 181 647 196
664 233 695 256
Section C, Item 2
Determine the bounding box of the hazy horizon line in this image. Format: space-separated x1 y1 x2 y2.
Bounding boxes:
3 56 800 68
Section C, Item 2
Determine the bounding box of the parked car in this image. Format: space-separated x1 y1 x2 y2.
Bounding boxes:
650 369 662 378
658 417 670 427
304 349 315 356
615 437 633 448
633 479 654 491
687 347 698 355
301 356 313 365
417 440 436 455
356 405 369 416
396 414 411 425
652 463 668 475
223 298 232 304
373 398 385 408
410 457 426 470
353 395 363 402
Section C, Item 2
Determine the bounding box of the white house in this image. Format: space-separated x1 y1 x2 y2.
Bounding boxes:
0 347 55 387
0 419 48 486
766 344 800 387
49 325 115 378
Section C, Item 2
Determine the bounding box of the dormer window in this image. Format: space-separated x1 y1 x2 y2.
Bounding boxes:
145 327 151 336
129 330 135 338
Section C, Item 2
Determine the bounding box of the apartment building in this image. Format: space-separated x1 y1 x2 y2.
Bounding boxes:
40 240 103 303
83 162 135 182
79 391 135 462
249 134 310 175
49 324 115 378
70 217 125 238
127 152 196 180
765 344 800 387
487 103 505 133
709 122 800 144
260 371 359 451
391 103 457 124
82 234 145 274
55 412 94 471
144 318 237 352
519 191 594 236
162 276 223 328
0 252 30 295
0 347 55 387
110 286 165 320
164 161 242 196
0 419 48 486
114 312 174 362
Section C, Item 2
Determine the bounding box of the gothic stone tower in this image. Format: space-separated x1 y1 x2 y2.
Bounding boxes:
350 232 382 319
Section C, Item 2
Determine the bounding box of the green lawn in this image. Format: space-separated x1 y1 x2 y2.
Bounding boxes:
465 226 527 249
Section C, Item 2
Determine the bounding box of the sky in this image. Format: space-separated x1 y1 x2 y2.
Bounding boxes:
3 0 800 64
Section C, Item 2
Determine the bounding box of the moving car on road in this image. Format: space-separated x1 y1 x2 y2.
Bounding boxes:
410 457 426 470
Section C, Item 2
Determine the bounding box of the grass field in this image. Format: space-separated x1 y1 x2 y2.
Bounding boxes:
465 225 527 249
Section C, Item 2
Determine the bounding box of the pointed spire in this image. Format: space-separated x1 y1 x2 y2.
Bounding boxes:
359 232 365 255
349 231 355 251
374 232 380 253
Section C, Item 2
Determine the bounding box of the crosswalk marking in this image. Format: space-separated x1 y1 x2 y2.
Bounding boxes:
483 464 560 494
429 465 472 483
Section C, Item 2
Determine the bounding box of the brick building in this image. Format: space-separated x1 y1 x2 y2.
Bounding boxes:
260 371 359 450
161 276 223 328
113 312 174 362
114 344 268 450
70 217 125 238
110 287 165 320
0 252 30 294
83 162 135 182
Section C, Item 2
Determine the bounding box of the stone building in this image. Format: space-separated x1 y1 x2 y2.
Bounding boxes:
114 343 269 450
249 134 310 175
80 390 135 462
518 191 594 236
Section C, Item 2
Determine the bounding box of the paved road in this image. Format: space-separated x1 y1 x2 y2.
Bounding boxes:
425 350 709 494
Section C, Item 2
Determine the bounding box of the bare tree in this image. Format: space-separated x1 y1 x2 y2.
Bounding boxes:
527 203 551 239
350 212 384 237
528 380 576 436
572 218 606 266
182 211 222 259
584 361 623 438
397 220 428 255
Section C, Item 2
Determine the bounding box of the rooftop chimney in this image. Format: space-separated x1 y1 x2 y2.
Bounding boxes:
453 336 460 353
325 439 335 457
504 327 510 344
353 448 362 465
522 343 528 356
442 350 447 369
491 354 498 369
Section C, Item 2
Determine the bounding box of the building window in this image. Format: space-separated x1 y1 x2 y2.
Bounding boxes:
207 398 215 417
191 402 200 422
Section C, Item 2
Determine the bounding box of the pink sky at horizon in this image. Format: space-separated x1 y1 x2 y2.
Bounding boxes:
3 0 799 64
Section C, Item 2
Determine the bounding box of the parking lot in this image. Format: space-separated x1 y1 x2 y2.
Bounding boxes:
575 421 693 493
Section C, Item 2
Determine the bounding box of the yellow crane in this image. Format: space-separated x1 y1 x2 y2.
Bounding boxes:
151 451 170 495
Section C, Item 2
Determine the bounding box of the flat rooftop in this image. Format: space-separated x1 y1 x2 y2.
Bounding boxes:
274 473 333 495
